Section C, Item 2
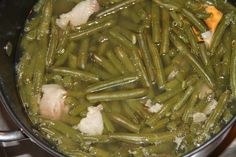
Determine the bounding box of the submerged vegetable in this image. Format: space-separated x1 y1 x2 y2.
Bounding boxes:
18 0 236 157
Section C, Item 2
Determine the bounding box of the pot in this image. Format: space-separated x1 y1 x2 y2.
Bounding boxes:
0 0 235 157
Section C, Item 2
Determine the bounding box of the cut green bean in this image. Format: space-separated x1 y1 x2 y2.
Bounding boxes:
70 20 116 40
137 32 155 83
86 75 139 93
50 67 100 82
86 88 148 103
110 131 181 144
210 12 234 53
182 8 207 33
108 112 140 133
146 34 166 88
78 38 90 69
114 47 136 73
151 2 161 43
106 50 126 74
173 86 195 111
93 54 121 76
160 8 170 55
96 0 144 17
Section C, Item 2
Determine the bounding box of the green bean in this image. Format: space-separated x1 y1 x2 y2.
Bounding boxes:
50 67 100 82
86 75 139 93
56 40 78 66
121 8 142 24
137 32 156 83
108 112 140 133
46 19 58 67
20 83 38 115
184 23 199 55
102 112 115 133
37 0 52 39
151 2 161 43
152 0 180 10
164 79 181 91
201 90 230 139
54 50 69 66
196 12 211 20
170 11 184 28
97 41 109 56
154 84 184 103
108 29 137 51
158 93 182 117
40 127 92 157
130 49 154 97
109 131 180 144
75 15 114 31
61 114 81 126
90 147 110 157
182 90 199 122
119 18 143 33
182 8 207 33
146 94 181 127
33 0 52 96
64 96 80 107
106 50 126 74
170 32 215 88
86 88 148 103
142 118 169 133
69 99 91 116
56 27 70 56
82 135 111 143
199 43 210 67
93 54 121 75
70 20 116 40
122 103 139 124
68 53 78 69
42 120 83 142
221 30 232 82
171 26 189 44
126 100 149 119
67 90 85 98
78 38 90 69
210 12 235 53
86 64 112 80
96 0 144 17
173 86 195 111
114 47 136 73
146 34 166 88
230 39 236 99
160 8 170 55
114 26 137 44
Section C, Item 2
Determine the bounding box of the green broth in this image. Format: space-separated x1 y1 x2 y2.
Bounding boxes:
17 0 236 156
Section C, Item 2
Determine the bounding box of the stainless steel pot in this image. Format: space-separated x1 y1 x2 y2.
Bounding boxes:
0 0 235 157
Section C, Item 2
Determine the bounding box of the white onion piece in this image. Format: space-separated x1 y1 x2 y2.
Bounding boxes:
39 84 67 120
145 99 163 113
193 112 207 123
56 0 100 29
201 31 213 47
204 99 218 115
199 83 213 100
74 105 104 136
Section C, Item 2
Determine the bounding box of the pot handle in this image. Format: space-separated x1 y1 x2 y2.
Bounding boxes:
0 130 26 142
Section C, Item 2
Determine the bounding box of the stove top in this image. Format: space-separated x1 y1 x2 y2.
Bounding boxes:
0 102 235 157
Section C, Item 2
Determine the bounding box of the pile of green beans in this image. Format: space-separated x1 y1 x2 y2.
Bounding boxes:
18 0 236 156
